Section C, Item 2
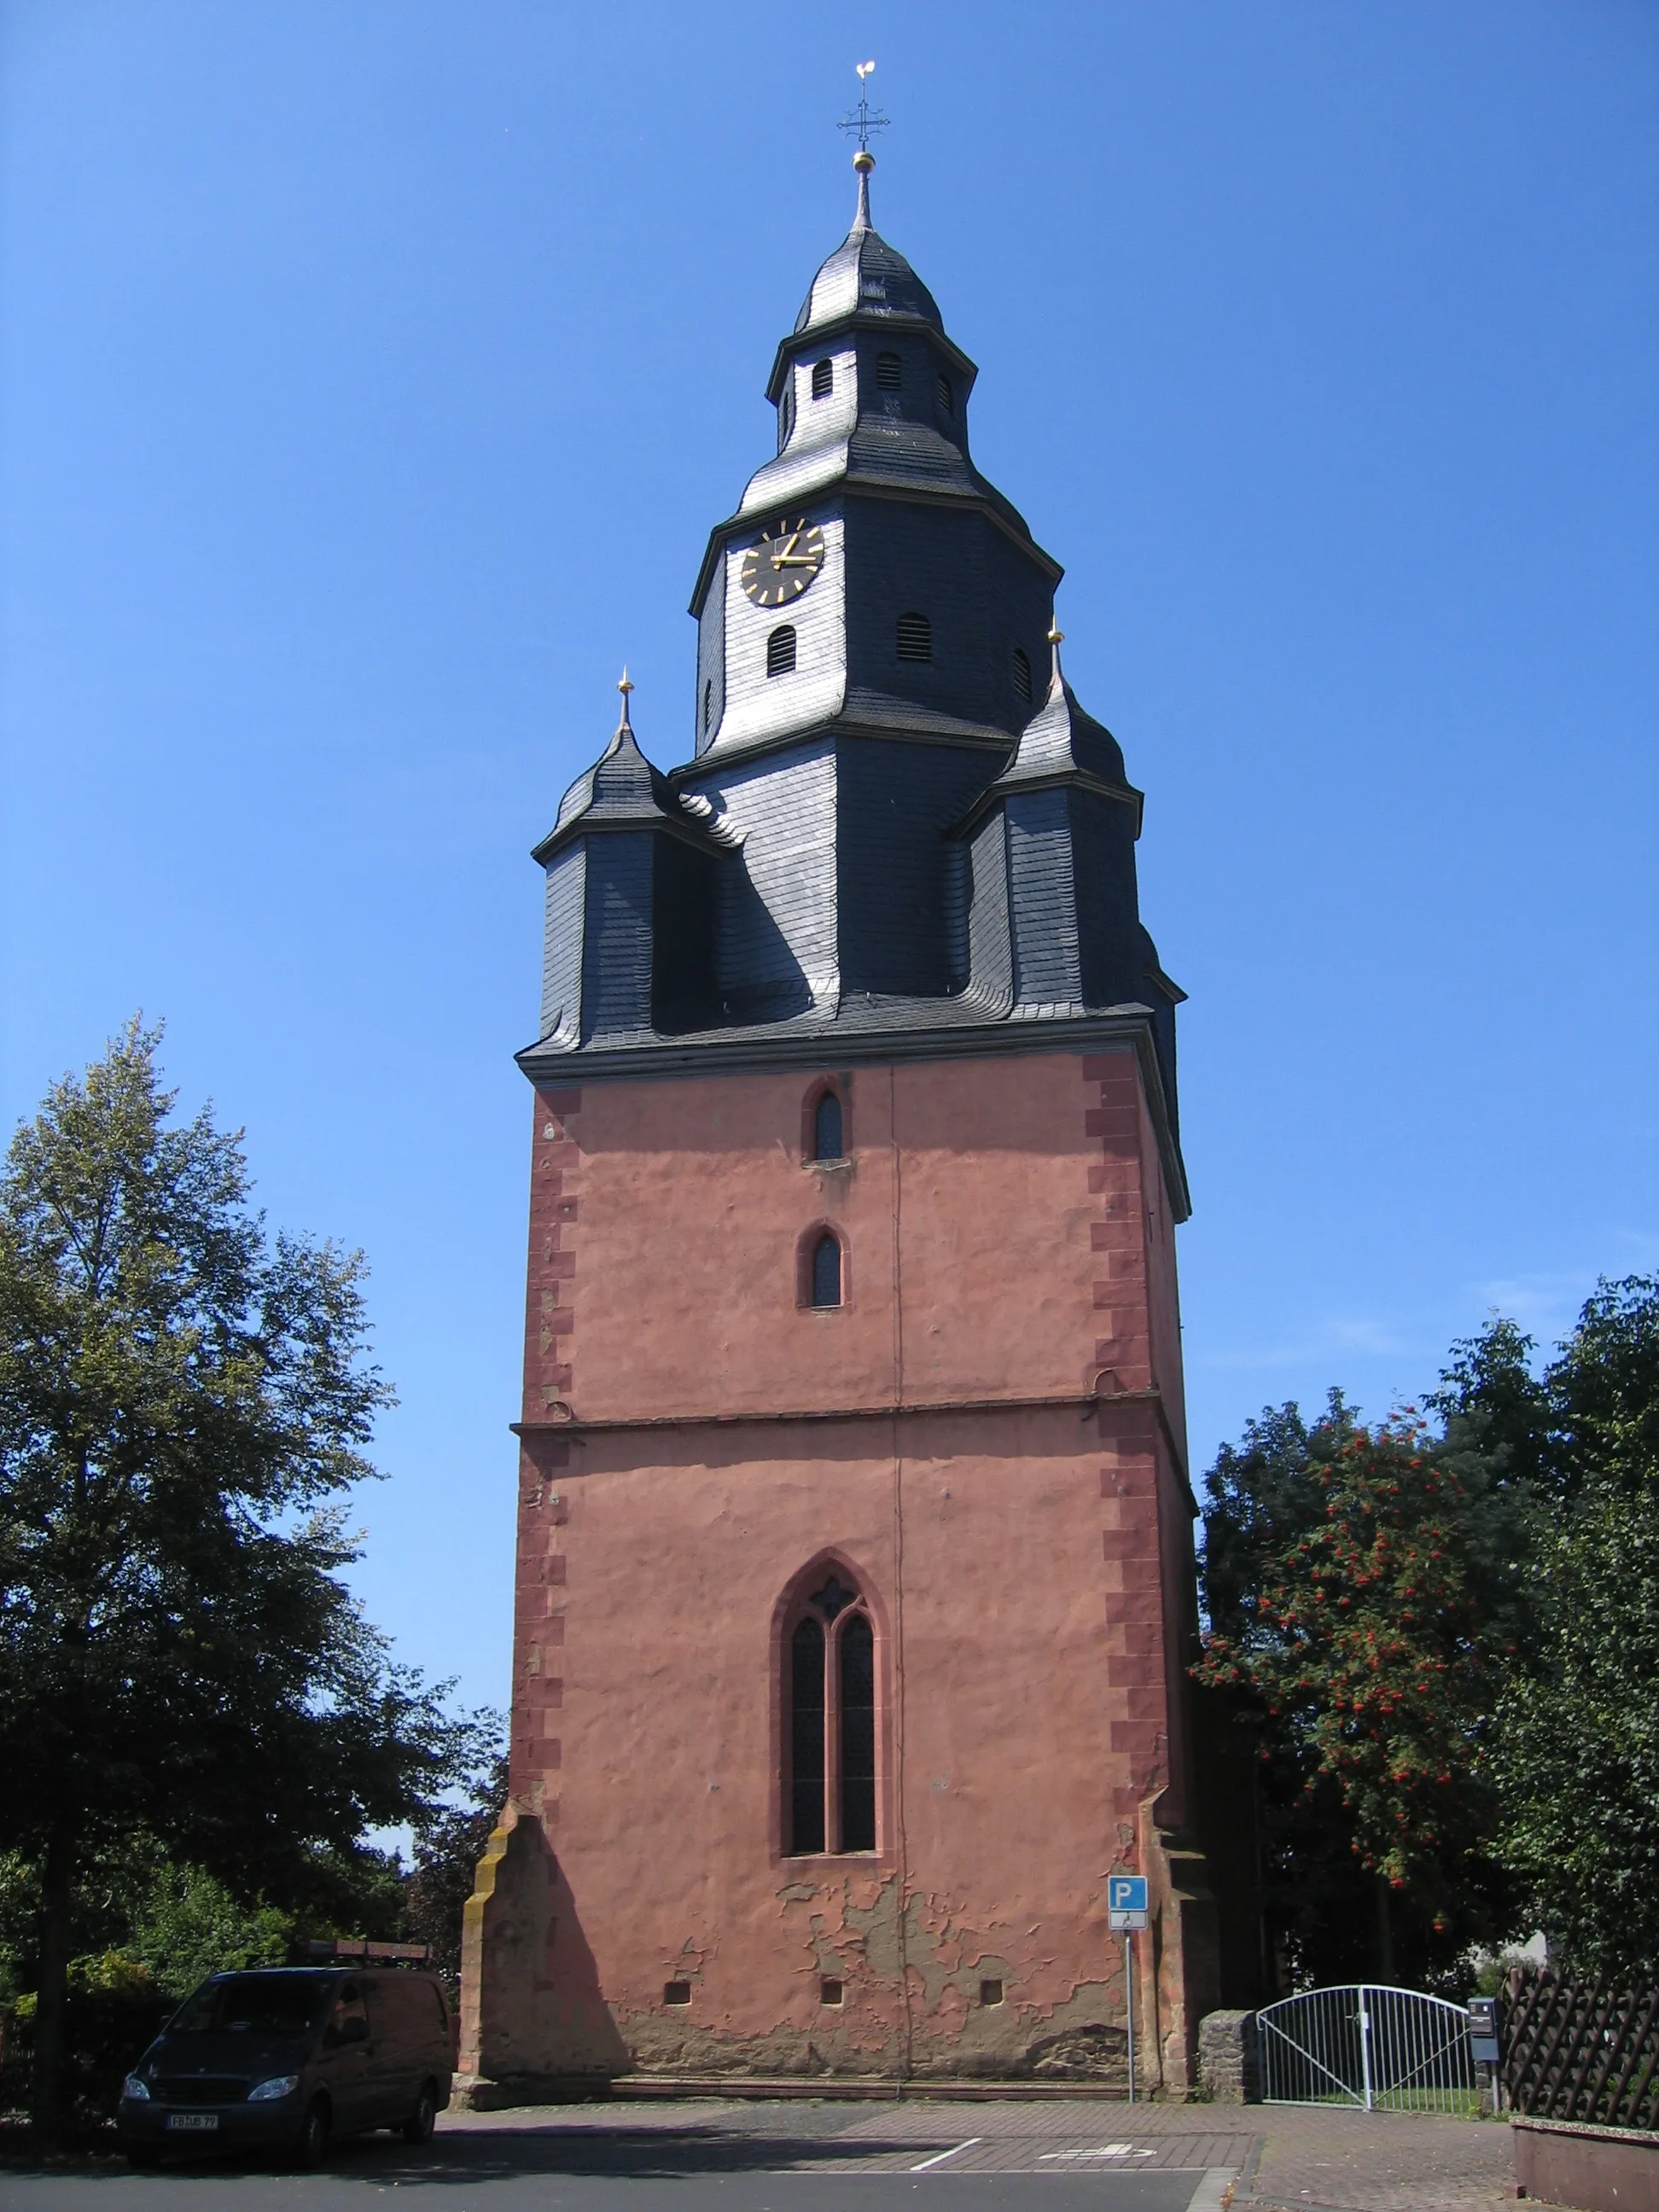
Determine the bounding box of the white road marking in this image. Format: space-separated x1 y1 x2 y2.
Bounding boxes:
910 2136 984 2172
1039 2144 1153 2160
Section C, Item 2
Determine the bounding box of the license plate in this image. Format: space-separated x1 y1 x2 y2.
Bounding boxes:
166 2114 219 2132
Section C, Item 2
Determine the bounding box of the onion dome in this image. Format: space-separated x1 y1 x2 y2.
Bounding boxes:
793 160 943 337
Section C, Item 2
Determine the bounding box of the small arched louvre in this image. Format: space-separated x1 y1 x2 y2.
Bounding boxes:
701 679 713 732
766 626 797 677
936 372 954 417
812 1090 843 1162
811 1233 841 1309
812 358 834 399
876 351 902 391
896 611 932 663
1012 646 1032 703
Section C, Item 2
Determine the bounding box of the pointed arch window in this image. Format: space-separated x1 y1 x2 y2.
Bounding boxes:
811 1232 841 1309
812 357 834 399
876 351 902 391
786 1573 878 1855
766 626 797 677
812 1090 843 1162
1012 645 1032 703
896 611 932 663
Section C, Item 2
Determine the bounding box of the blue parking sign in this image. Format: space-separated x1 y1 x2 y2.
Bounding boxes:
1109 1876 1148 1915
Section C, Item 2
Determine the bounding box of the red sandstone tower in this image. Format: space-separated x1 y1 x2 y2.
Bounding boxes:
462 148 1222 2094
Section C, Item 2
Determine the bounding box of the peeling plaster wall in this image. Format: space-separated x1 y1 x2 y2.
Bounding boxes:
473 1045 1220 2087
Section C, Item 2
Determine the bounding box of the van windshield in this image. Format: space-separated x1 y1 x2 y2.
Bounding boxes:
170 1974 335 2038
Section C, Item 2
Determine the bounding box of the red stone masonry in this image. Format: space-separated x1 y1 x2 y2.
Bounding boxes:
510 1087 581 1819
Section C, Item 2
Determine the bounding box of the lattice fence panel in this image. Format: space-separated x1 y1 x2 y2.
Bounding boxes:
1504 1970 1659 2131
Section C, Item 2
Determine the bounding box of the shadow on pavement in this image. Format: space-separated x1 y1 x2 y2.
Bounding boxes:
12 2125 953 2186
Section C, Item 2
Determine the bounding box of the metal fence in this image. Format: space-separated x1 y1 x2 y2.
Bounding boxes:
1258 1984 1479 2112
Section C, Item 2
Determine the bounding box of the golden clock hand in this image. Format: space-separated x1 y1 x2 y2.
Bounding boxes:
775 527 801 561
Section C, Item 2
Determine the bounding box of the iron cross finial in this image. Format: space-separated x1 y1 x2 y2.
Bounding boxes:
838 60 888 160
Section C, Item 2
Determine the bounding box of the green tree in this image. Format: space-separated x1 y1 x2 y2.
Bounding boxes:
1196 1395 1525 1988
405 1746 509 1980
0 1024 469 2138
1473 1278 1659 1977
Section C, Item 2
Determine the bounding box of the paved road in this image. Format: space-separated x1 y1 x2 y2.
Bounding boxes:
0 2104 1243 2211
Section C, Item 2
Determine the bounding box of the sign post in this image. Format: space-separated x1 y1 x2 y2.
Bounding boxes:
1108 1876 1150 2105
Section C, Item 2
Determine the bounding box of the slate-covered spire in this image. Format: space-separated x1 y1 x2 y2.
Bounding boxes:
521 160 1186 1201
533 672 686 865
790 151 944 341
953 625 1182 1113
531 678 727 1050
974 629 1144 829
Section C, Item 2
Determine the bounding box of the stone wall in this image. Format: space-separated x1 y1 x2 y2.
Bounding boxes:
1196 2009 1260 2104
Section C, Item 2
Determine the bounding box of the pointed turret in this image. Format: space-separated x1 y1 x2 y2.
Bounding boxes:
531 678 727 1049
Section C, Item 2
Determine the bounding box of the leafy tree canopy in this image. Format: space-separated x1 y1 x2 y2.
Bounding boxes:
1197 1394 1526 1988
0 1023 480 2132
1479 1278 1659 1979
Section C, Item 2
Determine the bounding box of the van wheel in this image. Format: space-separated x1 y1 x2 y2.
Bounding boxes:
297 2096 332 2167
401 2081 438 2145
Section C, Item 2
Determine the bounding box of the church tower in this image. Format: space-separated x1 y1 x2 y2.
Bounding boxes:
463 147 1222 2094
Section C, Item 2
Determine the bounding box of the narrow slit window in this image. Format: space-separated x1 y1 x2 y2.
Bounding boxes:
789 1616 826 1854
766 625 797 677
896 611 932 663
1012 646 1032 703
813 1091 843 1161
811 1233 841 1309
838 1612 876 1852
936 372 954 416
701 679 713 732
812 358 834 399
663 1981 691 2006
876 351 902 391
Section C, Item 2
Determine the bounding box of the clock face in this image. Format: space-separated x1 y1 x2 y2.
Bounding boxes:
740 517 825 608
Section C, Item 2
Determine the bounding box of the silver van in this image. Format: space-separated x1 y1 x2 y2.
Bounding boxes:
116 1965 453 2167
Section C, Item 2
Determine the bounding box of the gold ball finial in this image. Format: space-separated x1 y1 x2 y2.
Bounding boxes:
853 147 874 174
1047 626 1064 646
618 667 633 695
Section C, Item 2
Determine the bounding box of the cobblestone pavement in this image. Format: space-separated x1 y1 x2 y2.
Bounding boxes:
1223 2104 1526 2212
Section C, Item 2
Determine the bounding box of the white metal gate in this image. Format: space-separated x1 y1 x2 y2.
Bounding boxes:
1257 1985 1478 2112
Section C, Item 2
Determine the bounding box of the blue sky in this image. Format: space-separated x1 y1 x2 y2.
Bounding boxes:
3 1 1655 1721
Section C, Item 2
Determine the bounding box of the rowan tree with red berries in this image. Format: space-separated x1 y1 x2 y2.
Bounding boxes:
1196 1392 1528 1989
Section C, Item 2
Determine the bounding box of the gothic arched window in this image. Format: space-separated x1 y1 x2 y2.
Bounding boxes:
811 1232 841 1309
1012 645 1032 703
785 1573 878 1855
812 357 834 399
789 1615 826 1854
896 611 932 663
812 1090 843 1162
876 351 902 391
766 626 797 677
